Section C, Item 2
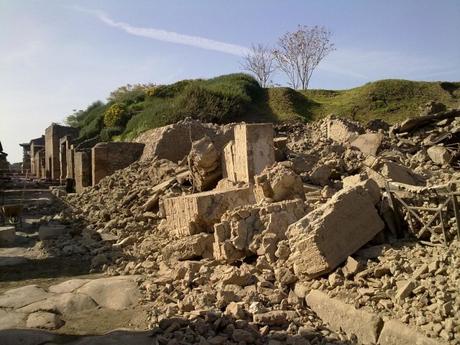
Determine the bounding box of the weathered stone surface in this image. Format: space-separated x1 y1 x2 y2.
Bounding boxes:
223 123 275 183
327 117 364 143
18 293 97 315
309 165 332 186
254 163 305 202
26 311 64 330
213 200 306 263
427 146 452 165
252 310 297 326
378 319 448 345
188 136 221 191
287 186 385 278
0 285 50 309
38 224 67 240
306 290 383 344
162 233 213 261
0 310 27 330
350 133 384 156
0 226 15 245
163 187 256 237
77 276 141 310
342 176 381 204
134 119 233 162
395 280 416 301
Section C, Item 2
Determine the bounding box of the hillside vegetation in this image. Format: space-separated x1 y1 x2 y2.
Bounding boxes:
66 74 460 143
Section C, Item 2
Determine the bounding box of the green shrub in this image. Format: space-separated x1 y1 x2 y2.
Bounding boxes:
104 103 128 127
100 126 123 141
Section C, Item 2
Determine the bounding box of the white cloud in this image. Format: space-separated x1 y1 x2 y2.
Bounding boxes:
75 7 249 57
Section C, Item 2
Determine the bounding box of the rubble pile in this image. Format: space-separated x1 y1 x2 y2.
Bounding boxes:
55 103 460 344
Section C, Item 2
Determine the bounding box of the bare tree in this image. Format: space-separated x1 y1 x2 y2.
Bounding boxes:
241 44 276 87
273 25 335 90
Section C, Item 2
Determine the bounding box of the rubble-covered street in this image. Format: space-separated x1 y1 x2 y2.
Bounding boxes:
1 103 460 345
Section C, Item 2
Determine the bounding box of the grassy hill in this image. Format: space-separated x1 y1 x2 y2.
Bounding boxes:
66 74 460 144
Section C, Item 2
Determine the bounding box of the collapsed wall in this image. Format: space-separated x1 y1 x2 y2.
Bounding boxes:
134 119 234 162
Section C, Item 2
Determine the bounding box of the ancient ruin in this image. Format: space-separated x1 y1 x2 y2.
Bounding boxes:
2 103 459 345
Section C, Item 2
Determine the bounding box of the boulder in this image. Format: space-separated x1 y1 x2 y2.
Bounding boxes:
287 185 385 278
254 163 305 202
188 136 221 191
26 312 64 330
427 146 452 165
350 133 384 156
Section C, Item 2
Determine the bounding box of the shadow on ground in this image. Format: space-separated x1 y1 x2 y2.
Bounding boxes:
0 314 357 345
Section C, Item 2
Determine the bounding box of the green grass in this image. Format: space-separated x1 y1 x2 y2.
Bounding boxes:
302 79 460 123
66 75 460 143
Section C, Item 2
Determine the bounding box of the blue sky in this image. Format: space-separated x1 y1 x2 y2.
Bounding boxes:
1 0 459 162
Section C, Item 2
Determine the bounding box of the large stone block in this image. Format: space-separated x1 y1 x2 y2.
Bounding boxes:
0 226 15 245
163 187 256 237
224 123 275 183
287 185 385 278
92 142 144 185
378 319 447 345
306 290 383 344
350 133 384 156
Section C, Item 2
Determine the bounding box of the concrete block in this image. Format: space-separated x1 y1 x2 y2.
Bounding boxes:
306 290 383 344
38 224 67 240
287 185 385 278
163 187 256 237
0 226 15 245
378 319 448 345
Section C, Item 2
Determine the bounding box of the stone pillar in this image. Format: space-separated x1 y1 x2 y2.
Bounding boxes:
224 123 275 183
74 150 92 193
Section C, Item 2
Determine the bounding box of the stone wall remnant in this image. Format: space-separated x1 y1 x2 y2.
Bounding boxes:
29 136 45 177
91 142 144 186
163 187 256 238
45 124 78 180
74 150 92 193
